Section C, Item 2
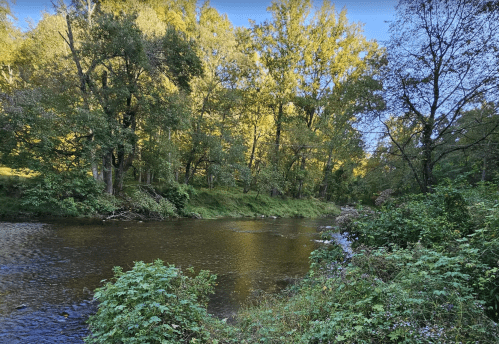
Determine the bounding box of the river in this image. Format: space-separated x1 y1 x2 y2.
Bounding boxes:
0 217 332 343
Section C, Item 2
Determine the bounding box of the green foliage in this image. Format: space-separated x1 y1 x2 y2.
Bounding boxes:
185 187 339 219
155 182 190 214
348 180 499 321
307 245 496 343
19 171 112 216
350 183 472 247
0 175 24 217
255 168 287 198
124 185 178 219
229 243 498 344
85 260 216 344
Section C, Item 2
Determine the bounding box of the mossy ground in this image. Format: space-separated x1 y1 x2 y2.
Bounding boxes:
185 188 339 219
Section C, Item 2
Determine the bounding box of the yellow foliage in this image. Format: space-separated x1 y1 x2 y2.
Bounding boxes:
353 157 369 177
135 6 167 37
0 166 36 178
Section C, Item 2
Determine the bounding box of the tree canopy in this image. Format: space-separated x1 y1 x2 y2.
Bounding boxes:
1 0 499 201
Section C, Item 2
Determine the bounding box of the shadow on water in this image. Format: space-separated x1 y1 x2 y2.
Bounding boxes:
0 218 333 343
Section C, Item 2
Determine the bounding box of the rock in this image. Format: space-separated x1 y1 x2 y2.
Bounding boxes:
314 239 333 244
375 189 394 206
190 212 202 219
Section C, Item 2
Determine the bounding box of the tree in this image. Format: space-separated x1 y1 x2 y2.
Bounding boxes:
293 1 380 198
0 3 202 195
251 0 308 196
0 0 20 90
0 12 90 174
380 0 499 193
251 0 382 198
180 4 249 186
61 5 203 194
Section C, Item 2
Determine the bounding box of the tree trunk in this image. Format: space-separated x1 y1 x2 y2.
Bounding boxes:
248 124 258 171
91 162 99 180
103 151 113 194
482 156 487 182
271 102 283 197
113 145 126 194
244 125 259 194
320 150 333 199
184 159 192 184
90 146 102 181
296 156 306 199
421 124 434 193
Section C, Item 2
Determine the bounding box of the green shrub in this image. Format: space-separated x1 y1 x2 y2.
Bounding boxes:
86 260 216 344
156 182 190 214
125 185 178 219
466 201 499 320
348 180 499 321
234 243 498 343
20 171 106 216
302 245 497 343
350 183 472 248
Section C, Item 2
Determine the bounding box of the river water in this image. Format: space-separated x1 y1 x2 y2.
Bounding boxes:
0 218 332 343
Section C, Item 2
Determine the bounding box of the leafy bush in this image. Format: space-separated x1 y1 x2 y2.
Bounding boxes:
156 182 190 214
124 185 178 219
232 243 499 344
86 260 216 344
466 201 499 320
20 171 108 216
303 244 497 343
349 183 472 248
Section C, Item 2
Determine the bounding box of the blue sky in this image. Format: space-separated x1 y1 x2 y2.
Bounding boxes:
9 0 397 43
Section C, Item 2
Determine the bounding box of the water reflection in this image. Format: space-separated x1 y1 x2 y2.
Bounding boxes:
0 218 330 342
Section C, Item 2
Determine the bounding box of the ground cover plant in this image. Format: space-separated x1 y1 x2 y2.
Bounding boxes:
346 180 499 321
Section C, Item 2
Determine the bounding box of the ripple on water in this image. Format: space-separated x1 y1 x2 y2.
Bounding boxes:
0 222 94 343
0 301 95 344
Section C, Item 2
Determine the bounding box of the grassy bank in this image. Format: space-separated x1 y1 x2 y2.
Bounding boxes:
186 188 339 219
0 168 338 219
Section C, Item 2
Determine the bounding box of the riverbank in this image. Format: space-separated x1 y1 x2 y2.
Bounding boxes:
0 177 339 220
201 181 499 343
185 188 339 219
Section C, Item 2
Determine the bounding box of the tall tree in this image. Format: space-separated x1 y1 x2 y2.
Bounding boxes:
0 0 20 90
0 4 202 194
180 4 249 186
380 0 499 193
66 9 202 193
293 1 380 197
251 0 308 196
